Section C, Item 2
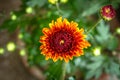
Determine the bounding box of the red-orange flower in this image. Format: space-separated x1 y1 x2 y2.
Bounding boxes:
40 17 90 62
100 5 116 21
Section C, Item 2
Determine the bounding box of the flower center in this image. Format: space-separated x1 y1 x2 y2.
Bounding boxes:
49 30 73 53
105 8 110 14
59 40 64 45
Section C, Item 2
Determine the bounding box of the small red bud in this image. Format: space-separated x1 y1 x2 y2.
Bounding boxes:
100 5 116 21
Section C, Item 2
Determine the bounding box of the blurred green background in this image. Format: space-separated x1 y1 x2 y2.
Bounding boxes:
0 0 120 80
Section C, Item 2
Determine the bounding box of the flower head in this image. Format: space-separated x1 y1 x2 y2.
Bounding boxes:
40 17 90 62
48 0 58 4
100 5 116 21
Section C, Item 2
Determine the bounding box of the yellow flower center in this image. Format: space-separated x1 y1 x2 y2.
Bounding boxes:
60 40 64 45
105 8 110 14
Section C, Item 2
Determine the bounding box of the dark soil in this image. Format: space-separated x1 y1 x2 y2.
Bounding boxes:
0 1 37 79
0 30 37 80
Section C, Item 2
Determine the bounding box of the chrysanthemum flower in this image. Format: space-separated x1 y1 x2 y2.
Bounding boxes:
40 17 90 62
100 5 116 21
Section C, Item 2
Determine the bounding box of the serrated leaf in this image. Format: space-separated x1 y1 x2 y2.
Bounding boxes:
94 69 102 79
90 56 105 61
95 21 111 45
109 60 120 76
86 61 102 70
95 35 104 44
107 36 119 50
85 70 95 79
96 21 110 39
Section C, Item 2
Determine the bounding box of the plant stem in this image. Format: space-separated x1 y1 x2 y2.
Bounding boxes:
108 0 111 4
86 18 102 34
60 62 67 80
56 2 62 16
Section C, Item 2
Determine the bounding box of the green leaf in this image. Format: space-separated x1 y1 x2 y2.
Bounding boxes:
94 69 102 79
90 55 105 61
23 32 31 43
97 21 110 39
61 10 72 18
66 62 71 73
104 58 120 76
74 58 81 66
107 36 119 50
95 21 111 45
109 60 120 76
86 60 102 70
82 3 101 17
85 70 95 79
27 0 47 7
46 61 63 80
0 19 18 32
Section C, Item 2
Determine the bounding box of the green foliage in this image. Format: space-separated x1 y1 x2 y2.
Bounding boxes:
96 21 111 44
95 21 118 50
46 61 63 80
27 0 47 7
81 1 102 17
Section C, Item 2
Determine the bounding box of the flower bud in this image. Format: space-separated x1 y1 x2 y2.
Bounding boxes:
48 0 58 4
100 5 116 21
